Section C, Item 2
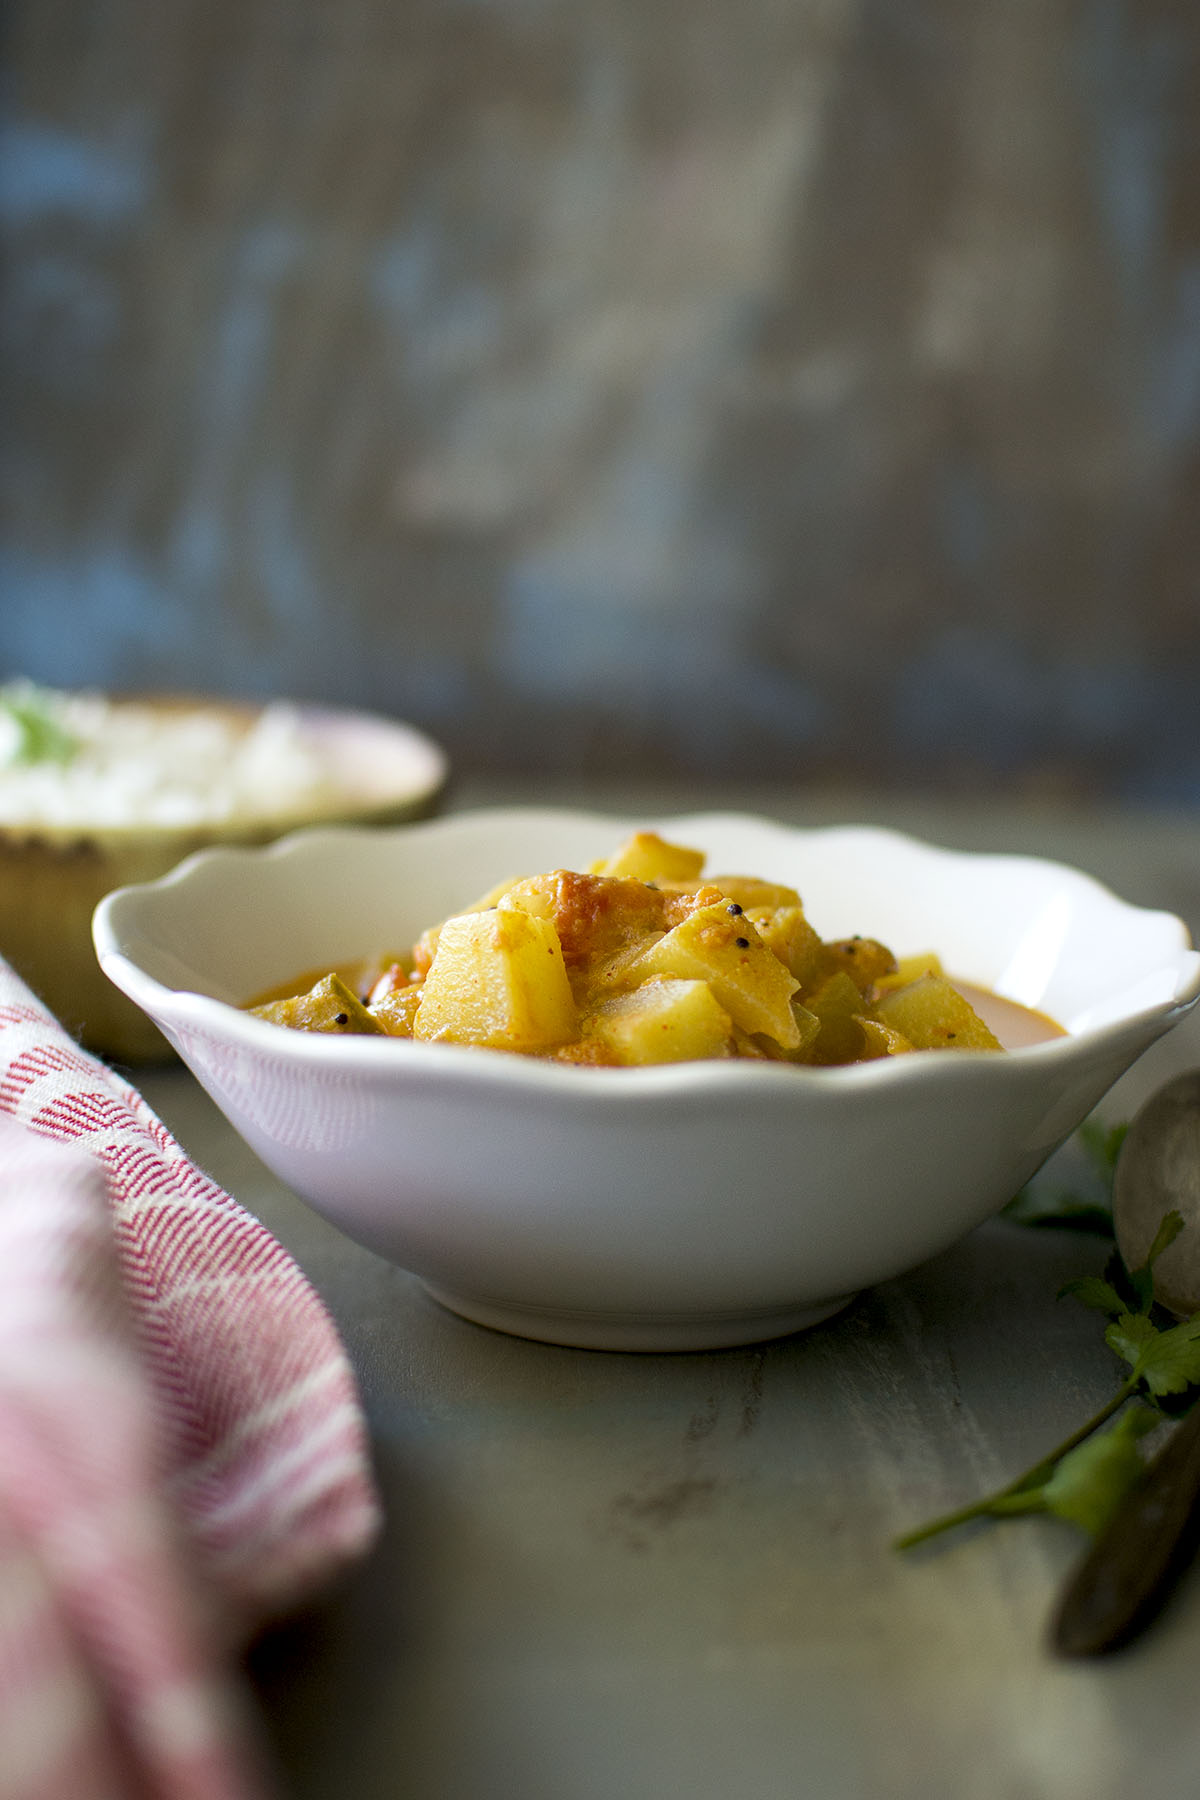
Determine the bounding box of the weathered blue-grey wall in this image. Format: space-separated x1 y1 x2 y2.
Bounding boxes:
2 2 1198 799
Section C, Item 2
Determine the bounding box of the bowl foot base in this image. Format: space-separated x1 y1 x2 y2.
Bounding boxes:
419 1284 857 1352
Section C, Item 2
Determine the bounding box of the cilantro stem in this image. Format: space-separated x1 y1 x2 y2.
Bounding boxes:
894 1379 1138 1551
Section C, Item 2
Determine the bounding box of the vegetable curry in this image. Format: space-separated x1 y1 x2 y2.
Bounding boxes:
246 830 1063 1065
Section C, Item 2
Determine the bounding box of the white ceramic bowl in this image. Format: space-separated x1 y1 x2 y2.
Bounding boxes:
93 809 1200 1350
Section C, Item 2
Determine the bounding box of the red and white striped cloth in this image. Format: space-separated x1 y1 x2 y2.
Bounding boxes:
0 957 381 1800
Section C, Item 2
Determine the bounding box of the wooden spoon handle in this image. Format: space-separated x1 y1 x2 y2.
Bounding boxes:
1051 1404 1200 1656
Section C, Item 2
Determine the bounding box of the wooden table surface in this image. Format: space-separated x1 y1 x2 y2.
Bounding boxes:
136 785 1200 1800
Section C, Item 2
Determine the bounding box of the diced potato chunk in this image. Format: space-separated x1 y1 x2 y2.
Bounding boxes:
251 973 386 1036
411 925 441 980
874 974 1002 1051
708 875 802 911
875 951 945 992
587 939 659 997
736 1000 823 1063
745 905 825 987
414 906 578 1050
857 1016 914 1059
589 831 706 885
368 984 423 1037
484 873 557 920
815 936 899 997
628 903 803 1048
803 971 868 1065
410 878 533 975
583 978 733 1065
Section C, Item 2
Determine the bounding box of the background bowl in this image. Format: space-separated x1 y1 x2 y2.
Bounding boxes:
94 809 1200 1349
2 697 446 1062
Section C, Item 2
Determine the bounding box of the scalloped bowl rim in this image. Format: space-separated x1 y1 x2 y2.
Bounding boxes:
93 807 1200 1098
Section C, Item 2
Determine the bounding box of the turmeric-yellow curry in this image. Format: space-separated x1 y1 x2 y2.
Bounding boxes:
246 830 1063 1066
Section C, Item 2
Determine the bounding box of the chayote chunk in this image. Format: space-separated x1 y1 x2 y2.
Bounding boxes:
250 972 386 1036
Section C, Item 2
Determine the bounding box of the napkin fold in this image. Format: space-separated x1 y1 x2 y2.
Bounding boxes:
0 959 381 1800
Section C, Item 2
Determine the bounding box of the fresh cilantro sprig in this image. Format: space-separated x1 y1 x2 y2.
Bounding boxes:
895 1206 1200 1552
1060 1210 1178 1322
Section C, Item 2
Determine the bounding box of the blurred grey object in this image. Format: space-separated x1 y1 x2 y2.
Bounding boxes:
1 1 1198 797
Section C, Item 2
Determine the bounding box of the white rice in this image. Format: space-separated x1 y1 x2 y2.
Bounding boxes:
0 687 343 830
